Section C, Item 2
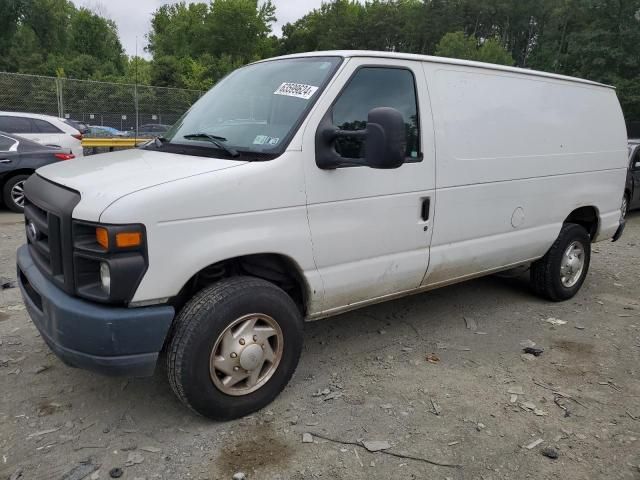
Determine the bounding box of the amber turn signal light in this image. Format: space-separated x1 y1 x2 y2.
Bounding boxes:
115 231 142 248
96 227 109 249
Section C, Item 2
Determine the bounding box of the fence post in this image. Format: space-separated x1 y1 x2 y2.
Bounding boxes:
55 77 64 117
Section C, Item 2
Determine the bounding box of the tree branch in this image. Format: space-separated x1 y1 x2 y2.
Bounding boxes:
307 431 462 469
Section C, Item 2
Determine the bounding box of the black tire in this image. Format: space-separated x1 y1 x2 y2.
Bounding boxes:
530 223 591 301
167 276 303 420
2 174 29 213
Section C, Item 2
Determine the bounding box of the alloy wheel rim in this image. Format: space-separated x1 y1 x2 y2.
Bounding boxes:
209 313 283 396
560 240 585 288
621 196 627 221
11 180 25 208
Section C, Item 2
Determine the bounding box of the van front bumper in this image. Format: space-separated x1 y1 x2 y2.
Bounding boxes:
16 245 174 377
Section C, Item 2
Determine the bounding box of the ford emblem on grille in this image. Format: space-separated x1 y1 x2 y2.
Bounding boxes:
27 221 39 242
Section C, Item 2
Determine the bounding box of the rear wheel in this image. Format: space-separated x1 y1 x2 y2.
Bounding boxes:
530 223 591 301
167 276 303 420
2 174 29 213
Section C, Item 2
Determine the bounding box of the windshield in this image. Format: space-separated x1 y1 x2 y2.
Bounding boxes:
162 56 341 157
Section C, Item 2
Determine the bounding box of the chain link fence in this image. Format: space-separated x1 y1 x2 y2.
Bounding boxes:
0 71 203 134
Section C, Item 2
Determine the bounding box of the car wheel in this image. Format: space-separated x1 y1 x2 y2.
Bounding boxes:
167 276 303 420
530 223 591 301
2 174 29 213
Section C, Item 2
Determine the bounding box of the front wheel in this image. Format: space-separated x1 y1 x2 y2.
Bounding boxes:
166 276 303 420
3 174 29 213
530 223 591 301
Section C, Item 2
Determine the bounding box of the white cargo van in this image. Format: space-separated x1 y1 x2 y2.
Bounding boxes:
17 51 628 420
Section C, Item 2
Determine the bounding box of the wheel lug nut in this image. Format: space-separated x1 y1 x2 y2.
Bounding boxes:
233 366 240 371
253 335 258 342
230 352 237 358
239 338 245 345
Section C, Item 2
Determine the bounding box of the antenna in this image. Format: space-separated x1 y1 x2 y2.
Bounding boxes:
135 35 139 142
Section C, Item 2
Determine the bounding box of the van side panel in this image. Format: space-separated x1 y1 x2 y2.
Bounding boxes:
423 63 627 286
429 67 627 186
426 169 623 285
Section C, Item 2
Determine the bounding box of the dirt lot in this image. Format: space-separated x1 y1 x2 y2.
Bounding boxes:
1 210 639 480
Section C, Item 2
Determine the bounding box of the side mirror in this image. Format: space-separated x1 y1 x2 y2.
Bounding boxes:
363 107 407 169
316 107 406 170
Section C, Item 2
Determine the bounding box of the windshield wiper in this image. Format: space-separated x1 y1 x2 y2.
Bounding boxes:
183 133 239 157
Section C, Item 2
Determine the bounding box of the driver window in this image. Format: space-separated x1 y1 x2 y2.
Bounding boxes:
332 67 420 161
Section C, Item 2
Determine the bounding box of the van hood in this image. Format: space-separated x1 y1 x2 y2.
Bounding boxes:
36 148 247 221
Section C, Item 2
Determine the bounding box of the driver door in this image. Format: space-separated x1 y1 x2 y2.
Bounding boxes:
301 58 436 314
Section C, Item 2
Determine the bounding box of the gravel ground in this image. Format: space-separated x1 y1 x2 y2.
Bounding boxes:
1 210 639 480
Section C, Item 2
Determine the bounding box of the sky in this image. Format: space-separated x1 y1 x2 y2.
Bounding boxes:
70 0 325 58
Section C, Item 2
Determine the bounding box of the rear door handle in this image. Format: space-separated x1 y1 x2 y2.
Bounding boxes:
421 197 430 221
0 159 12 164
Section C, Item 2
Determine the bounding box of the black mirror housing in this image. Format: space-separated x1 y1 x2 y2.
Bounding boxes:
363 107 406 169
315 107 406 170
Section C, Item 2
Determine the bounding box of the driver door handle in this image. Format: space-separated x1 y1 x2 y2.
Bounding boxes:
421 198 430 221
0 159 12 163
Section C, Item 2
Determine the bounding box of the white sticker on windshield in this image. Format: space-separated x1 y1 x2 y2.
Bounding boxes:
253 135 280 146
274 82 319 100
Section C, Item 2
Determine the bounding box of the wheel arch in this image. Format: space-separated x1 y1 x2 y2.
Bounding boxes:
564 205 599 239
171 252 310 316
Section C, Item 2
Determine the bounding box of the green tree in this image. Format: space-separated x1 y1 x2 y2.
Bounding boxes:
280 0 364 53
477 38 516 65
434 31 477 59
435 31 514 65
120 57 152 86
147 2 210 59
1 0 125 78
0 0 27 71
147 0 277 85
528 0 640 120
149 56 184 88
69 8 125 75
21 0 75 56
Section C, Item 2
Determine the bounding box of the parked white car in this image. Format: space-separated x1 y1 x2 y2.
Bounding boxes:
0 111 83 157
17 51 628 420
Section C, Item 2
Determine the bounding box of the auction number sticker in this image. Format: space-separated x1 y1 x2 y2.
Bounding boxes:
274 82 319 100
253 135 280 145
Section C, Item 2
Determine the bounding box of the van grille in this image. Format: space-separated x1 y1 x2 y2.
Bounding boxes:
24 201 63 282
23 175 80 295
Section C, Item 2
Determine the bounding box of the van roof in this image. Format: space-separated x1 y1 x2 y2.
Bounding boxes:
263 50 614 90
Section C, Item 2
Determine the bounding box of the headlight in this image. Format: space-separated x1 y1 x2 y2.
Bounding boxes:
72 221 148 304
100 261 111 294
